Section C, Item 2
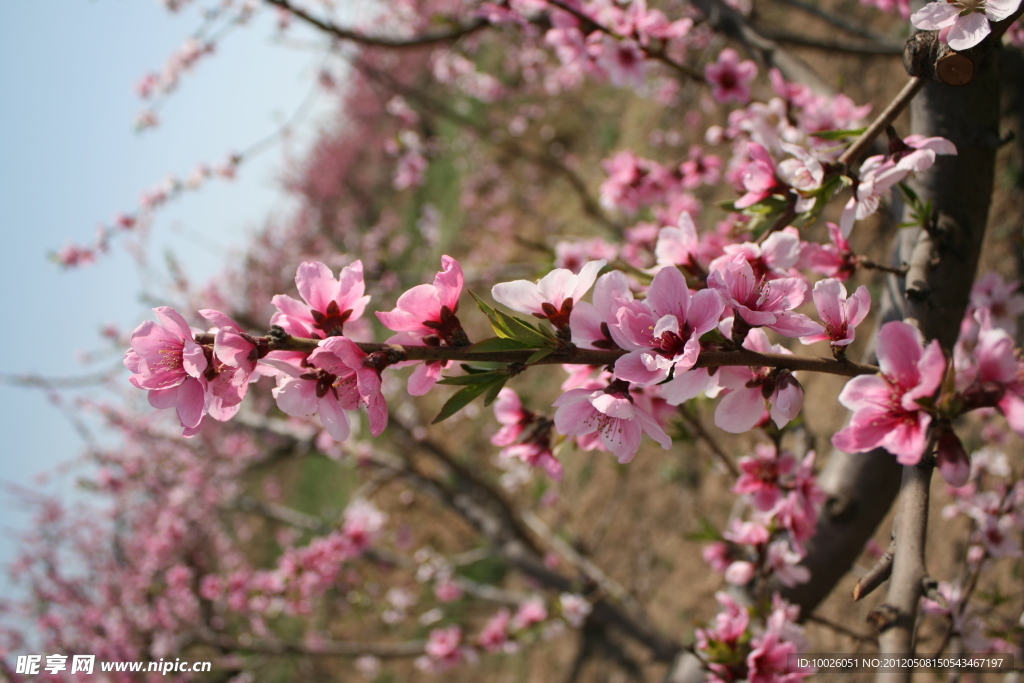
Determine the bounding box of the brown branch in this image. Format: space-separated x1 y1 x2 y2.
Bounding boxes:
838 77 925 169
193 332 881 378
383 416 683 661
769 0 890 42
853 538 896 602
677 408 740 478
265 0 489 48
757 28 904 56
196 630 424 658
806 613 876 644
903 4 1024 86
858 257 909 276
876 461 934 681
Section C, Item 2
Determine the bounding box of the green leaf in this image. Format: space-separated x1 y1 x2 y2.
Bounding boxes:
812 127 866 141
526 348 556 364
493 309 555 346
436 372 504 386
899 182 920 205
482 377 510 406
460 364 493 374
467 337 532 353
470 291 514 338
432 381 496 424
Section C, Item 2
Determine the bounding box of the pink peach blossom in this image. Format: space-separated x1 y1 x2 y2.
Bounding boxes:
610 266 725 386
553 380 672 463
911 0 1021 50
377 255 466 395
271 260 371 339
705 48 757 104
708 256 822 339
714 327 805 433
833 321 945 464
124 307 208 436
570 270 634 351
799 278 871 347
263 337 387 442
492 259 606 330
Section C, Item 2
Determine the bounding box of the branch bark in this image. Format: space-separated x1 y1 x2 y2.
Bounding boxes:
193 332 881 377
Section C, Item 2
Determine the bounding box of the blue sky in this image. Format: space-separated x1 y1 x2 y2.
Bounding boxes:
0 1 336 601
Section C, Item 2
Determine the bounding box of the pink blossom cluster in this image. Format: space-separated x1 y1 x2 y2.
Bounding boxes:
491 388 562 480
416 592 592 671
695 593 814 683
834 284 1024 483
841 134 957 237
705 445 825 589
522 0 694 92
200 499 386 617
120 221 877 466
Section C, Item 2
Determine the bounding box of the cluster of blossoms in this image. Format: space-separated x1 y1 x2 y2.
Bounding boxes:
696 593 813 683
415 593 592 672
481 0 695 92
705 445 826 589
692 443 827 682
835 274 1024 485
125 228 1024 480
199 499 386 617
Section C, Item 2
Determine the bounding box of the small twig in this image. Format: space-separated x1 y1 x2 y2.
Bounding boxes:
231 496 329 533
521 510 644 614
807 613 877 644
838 78 925 169
0 367 121 389
677 409 740 478
196 630 424 658
770 0 890 42
757 28 903 56
265 0 489 48
858 257 910 276
853 538 896 602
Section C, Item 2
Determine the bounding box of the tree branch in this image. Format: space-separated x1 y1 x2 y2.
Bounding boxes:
769 0 891 42
756 28 904 56
838 77 925 169
265 0 489 48
193 332 881 377
196 630 425 658
876 462 933 681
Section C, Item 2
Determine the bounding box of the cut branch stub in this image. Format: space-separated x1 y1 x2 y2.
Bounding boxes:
903 31 979 87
